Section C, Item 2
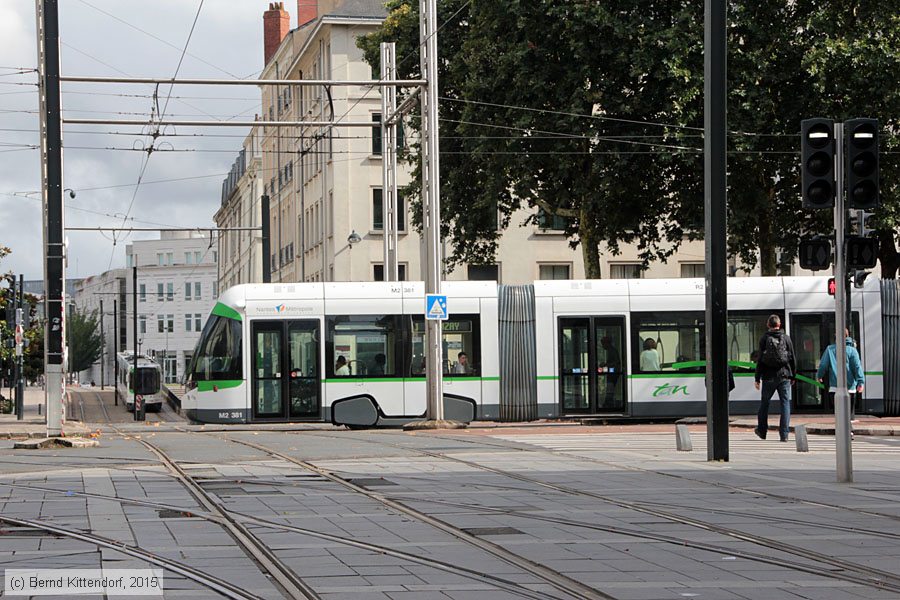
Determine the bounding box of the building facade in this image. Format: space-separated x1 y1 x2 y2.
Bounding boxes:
215 129 265 292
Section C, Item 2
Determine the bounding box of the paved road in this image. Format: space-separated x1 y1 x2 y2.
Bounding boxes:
1 425 899 599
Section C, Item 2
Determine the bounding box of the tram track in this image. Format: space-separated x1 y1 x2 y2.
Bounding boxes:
0 479 564 600
137 439 321 600
0 514 264 600
226 436 615 600
293 430 900 594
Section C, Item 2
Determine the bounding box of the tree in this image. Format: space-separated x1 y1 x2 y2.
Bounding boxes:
359 1 900 277
67 308 103 376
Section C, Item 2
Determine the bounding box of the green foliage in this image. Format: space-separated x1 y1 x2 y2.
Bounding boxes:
359 1 900 277
66 308 103 375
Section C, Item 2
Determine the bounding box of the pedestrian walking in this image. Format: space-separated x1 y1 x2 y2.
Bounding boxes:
754 314 796 441
816 328 864 419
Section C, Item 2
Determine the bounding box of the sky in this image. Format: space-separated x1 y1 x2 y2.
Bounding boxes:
0 0 273 281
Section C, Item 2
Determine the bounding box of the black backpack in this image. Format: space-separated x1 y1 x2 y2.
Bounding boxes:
760 335 789 368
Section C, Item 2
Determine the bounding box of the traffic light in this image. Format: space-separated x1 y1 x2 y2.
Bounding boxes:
798 238 832 271
801 118 835 209
828 277 836 296
846 236 878 269
845 118 879 209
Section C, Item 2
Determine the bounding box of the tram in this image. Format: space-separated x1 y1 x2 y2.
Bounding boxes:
116 352 165 412
182 276 890 426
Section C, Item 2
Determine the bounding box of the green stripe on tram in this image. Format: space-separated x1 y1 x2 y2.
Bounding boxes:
211 302 242 322
198 380 243 392
323 376 499 384
865 371 883 376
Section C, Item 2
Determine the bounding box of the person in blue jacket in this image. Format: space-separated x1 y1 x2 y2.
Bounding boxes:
816 329 865 418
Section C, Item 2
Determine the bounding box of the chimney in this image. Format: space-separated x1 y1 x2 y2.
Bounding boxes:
297 0 317 27
263 2 290 65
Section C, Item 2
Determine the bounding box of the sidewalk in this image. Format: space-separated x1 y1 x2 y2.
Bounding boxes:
0 385 90 438
730 414 900 436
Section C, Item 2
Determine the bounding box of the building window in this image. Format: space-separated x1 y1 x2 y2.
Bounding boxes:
139 284 146 302
539 264 571 280
211 251 217 264
610 263 644 279
372 113 382 155
185 282 192 301
185 252 193 265
467 264 499 282
166 282 174 301
166 252 173 266
194 282 202 300
373 263 408 281
537 208 569 231
157 253 164 266
139 316 146 334
681 263 705 278
185 314 192 332
194 313 202 331
127 254 134 268
166 314 174 333
213 282 218 299
157 283 164 302
372 189 406 232
157 315 165 333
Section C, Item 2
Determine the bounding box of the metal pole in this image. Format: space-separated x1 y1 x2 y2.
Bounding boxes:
833 122 852 482
133 265 144 421
261 195 271 283
113 298 118 405
704 0 729 461
99 298 104 389
15 275 24 420
421 0 444 421
381 42 399 281
39 0 64 437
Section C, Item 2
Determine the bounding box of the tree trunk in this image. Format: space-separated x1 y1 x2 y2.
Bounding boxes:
878 230 899 279
758 214 777 276
579 205 602 279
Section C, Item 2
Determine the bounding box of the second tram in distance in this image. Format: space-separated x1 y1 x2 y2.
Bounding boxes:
181 277 886 427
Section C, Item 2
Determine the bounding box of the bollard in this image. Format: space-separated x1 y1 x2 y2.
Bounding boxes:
676 424 693 451
794 424 809 452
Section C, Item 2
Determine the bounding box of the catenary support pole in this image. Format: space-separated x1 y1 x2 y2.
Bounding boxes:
99 298 104 389
37 0 64 437
421 0 444 422
833 123 852 482
113 298 117 405
381 42 399 281
15 275 24 420
704 0 729 461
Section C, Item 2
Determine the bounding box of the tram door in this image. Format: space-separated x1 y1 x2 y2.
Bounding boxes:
252 320 321 421
790 312 859 413
558 316 627 414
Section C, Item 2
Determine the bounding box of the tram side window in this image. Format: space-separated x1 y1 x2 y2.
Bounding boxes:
328 315 399 378
410 315 481 376
190 316 243 381
728 312 771 372
632 312 704 372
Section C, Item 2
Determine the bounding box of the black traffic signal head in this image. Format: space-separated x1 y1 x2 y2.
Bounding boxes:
798 238 832 271
845 118 879 209
801 118 835 209
846 236 878 269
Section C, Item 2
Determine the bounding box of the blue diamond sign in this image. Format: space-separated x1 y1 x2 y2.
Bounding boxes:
425 294 448 320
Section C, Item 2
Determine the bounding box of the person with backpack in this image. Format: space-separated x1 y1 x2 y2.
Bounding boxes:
754 314 797 442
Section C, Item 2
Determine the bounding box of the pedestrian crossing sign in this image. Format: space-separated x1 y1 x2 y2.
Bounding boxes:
425 294 448 320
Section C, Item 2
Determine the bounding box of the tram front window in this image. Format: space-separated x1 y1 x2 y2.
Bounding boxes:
130 369 160 395
189 315 243 382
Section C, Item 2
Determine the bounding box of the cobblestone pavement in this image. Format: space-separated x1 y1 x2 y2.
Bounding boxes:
1 425 899 599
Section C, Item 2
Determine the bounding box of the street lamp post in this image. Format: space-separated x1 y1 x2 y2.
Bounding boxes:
347 230 361 281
